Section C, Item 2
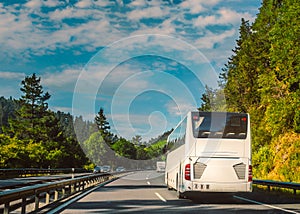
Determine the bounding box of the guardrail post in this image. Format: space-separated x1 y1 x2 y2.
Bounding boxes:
4 202 9 214
293 189 296 195
62 187 66 197
35 193 40 211
46 191 50 204
71 184 75 194
21 197 26 214
54 189 59 201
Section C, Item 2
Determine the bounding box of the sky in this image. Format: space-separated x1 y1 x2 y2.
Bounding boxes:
0 0 262 142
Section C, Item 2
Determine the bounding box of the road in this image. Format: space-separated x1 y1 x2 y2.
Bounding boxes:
57 171 300 213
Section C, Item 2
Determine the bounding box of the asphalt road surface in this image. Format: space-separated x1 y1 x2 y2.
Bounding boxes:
58 171 300 214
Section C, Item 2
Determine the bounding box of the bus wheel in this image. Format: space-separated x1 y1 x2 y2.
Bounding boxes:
167 184 172 190
177 190 184 199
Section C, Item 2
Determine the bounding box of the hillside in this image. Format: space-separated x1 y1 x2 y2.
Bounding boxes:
200 0 300 181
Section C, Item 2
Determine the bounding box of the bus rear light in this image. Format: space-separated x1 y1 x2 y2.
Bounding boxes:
185 164 191 180
248 165 252 182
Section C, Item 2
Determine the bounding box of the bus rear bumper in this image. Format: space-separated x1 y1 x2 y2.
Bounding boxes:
187 181 252 192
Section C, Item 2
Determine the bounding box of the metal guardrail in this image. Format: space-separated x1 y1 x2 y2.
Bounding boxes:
0 172 126 214
0 168 90 179
253 179 300 195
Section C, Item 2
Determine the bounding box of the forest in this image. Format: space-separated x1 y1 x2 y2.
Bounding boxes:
0 0 299 181
199 0 299 182
0 76 170 170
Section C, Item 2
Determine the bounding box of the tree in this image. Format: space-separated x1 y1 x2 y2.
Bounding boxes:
0 97 19 132
94 107 113 144
111 137 137 159
7 73 53 141
2 73 89 168
131 135 142 145
95 108 110 134
218 0 300 182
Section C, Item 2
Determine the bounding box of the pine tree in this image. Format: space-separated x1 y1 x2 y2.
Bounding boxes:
7 73 53 142
94 107 113 144
5 74 65 167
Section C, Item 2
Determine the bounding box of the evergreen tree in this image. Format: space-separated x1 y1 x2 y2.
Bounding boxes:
218 0 300 181
131 135 142 145
94 107 112 144
7 73 53 141
95 108 110 134
0 96 19 132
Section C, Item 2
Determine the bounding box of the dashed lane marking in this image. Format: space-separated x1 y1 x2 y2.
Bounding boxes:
155 192 167 202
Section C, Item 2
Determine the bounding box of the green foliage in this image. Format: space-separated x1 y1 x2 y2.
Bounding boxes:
216 0 300 181
0 134 28 168
82 132 108 166
0 96 19 132
0 74 89 168
145 140 167 158
112 138 137 159
252 145 274 179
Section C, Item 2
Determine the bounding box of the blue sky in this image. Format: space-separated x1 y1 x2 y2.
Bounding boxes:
0 0 261 141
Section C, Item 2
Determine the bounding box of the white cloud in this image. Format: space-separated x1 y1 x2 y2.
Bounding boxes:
49 7 95 21
194 8 253 28
195 29 236 49
128 0 147 7
127 6 166 21
179 0 206 14
0 71 25 80
75 0 93 8
165 100 195 116
24 0 43 10
0 1 260 72
41 68 81 90
43 0 63 7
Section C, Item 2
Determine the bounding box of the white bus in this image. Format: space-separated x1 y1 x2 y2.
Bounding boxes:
156 161 166 172
165 111 252 198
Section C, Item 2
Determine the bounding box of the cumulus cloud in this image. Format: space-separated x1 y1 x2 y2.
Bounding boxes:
127 6 166 21
41 68 81 90
0 71 25 80
195 29 236 49
179 0 206 14
165 100 195 116
0 0 258 62
194 8 253 28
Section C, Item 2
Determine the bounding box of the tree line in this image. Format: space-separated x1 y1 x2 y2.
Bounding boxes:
199 0 299 182
0 74 170 169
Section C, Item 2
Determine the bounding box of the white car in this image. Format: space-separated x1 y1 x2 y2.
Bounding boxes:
116 166 125 172
102 165 111 172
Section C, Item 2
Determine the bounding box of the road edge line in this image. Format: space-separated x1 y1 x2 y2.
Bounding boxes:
233 195 300 214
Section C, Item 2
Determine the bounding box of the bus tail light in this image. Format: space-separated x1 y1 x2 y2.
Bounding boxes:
185 164 191 180
248 165 252 182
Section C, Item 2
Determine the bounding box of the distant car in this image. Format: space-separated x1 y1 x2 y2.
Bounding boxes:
116 166 125 172
102 165 111 172
93 166 102 173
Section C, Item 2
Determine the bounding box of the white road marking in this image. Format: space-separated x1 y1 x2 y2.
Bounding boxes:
155 192 167 202
147 181 151 185
233 195 300 214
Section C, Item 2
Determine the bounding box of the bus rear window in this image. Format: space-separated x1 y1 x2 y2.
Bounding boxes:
192 112 248 139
